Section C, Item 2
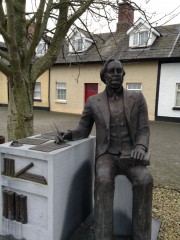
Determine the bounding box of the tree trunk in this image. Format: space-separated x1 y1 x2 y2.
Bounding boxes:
7 77 34 141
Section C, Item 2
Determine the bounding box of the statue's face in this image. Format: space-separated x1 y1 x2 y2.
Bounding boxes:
105 61 124 90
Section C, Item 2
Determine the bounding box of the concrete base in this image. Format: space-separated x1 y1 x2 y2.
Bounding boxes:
69 213 161 240
0 135 96 240
70 175 161 240
1 218 161 240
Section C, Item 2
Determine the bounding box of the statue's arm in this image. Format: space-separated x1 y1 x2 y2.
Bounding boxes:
131 92 150 160
55 98 94 144
134 91 150 150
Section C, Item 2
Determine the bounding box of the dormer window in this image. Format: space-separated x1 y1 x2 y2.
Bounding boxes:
68 27 93 53
36 41 47 56
72 38 83 52
133 31 148 47
127 18 160 48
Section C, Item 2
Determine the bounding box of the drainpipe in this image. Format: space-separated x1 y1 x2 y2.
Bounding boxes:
48 68 51 111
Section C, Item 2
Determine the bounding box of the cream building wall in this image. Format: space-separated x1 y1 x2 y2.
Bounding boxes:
50 64 105 114
1 61 158 119
123 61 158 121
50 61 158 120
0 72 8 105
0 70 49 108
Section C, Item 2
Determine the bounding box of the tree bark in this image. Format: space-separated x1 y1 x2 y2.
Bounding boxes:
7 76 34 141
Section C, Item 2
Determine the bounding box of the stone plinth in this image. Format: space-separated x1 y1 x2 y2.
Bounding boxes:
0 135 95 240
113 175 133 236
113 176 161 240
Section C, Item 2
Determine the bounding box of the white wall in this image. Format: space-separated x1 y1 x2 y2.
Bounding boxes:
158 63 180 118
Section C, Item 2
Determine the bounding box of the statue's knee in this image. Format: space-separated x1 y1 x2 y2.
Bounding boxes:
143 174 153 186
96 166 114 185
134 168 153 186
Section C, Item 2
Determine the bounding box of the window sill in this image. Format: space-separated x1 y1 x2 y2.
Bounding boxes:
55 100 67 104
34 99 42 102
127 89 142 91
172 107 180 110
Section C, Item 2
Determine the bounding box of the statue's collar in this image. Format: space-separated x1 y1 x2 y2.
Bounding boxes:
106 86 123 99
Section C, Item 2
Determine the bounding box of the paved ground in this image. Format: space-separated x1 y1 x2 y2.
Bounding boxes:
0 107 179 190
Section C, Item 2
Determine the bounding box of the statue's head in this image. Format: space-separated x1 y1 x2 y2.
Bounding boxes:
100 59 125 90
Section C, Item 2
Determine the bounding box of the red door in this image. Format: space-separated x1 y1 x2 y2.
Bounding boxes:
85 83 98 102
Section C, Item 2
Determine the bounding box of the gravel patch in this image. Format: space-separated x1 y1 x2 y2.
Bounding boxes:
152 187 179 240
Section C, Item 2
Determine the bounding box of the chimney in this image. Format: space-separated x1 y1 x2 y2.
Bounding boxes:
116 0 134 33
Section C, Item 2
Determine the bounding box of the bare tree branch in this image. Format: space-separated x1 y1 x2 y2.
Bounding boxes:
0 48 10 61
31 0 94 80
25 0 47 68
0 59 11 76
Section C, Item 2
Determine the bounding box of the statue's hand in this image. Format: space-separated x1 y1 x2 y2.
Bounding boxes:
54 130 72 144
62 130 72 141
131 145 146 161
55 132 64 144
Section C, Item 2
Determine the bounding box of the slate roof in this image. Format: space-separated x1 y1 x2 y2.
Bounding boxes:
0 24 179 64
55 23 180 64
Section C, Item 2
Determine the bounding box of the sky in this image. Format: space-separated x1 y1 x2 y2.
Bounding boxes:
72 0 180 34
134 0 180 26
0 0 180 41
93 0 180 33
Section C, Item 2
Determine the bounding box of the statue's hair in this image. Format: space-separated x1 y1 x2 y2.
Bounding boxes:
100 59 125 83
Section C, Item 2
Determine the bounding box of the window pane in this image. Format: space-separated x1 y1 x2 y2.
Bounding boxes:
36 42 46 55
77 38 83 51
57 82 66 100
34 83 41 99
57 82 66 89
58 89 66 100
176 84 180 106
140 31 148 45
35 83 41 91
34 92 40 99
72 38 83 51
72 39 76 51
176 92 180 106
133 33 138 46
127 83 142 90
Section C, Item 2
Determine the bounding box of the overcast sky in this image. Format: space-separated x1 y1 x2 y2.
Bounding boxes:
82 0 180 33
134 0 180 25
0 0 180 41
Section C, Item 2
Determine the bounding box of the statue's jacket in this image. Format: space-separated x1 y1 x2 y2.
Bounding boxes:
71 88 150 159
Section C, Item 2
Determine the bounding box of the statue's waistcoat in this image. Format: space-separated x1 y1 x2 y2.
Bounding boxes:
108 94 133 155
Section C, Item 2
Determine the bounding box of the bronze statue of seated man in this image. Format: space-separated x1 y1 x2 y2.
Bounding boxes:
56 59 153 240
